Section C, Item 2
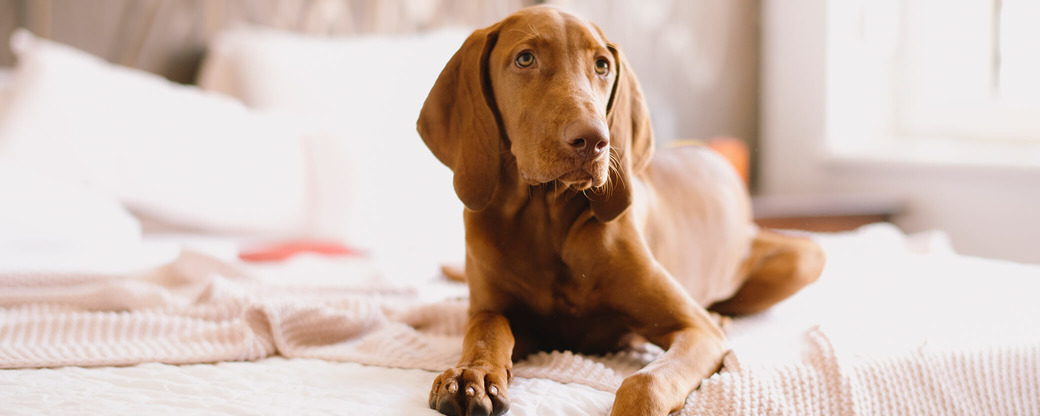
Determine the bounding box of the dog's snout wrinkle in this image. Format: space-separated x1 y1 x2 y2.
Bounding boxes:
562 119 609 160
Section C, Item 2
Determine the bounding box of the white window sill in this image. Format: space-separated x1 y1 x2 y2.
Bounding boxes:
824 135 1040 174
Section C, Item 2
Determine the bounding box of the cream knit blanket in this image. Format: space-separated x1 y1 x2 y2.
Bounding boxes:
2 250 1038 415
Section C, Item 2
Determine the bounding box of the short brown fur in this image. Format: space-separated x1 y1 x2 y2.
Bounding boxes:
417 6 825 415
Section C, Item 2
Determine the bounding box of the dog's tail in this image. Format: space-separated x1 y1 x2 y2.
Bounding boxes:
440 263 467 282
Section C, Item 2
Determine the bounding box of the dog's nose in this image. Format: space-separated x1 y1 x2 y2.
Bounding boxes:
563 119 609 159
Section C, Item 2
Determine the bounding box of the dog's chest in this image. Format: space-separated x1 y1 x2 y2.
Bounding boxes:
467 192 631 350
478 240 628 353
506 270 629 354
472 235 605 316
532 269 603 316
481 233 600 316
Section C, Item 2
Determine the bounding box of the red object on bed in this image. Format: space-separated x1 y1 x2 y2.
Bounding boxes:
238 241 362 262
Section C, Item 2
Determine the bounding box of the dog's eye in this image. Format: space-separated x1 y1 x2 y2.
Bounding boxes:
595 59 610 75
516 52 535 68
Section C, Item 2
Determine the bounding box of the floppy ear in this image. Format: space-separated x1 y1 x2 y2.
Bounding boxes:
417 25 503 211
589 44 654 221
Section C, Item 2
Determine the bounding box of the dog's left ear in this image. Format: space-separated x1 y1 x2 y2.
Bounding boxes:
417 24 503 211
589 44 654 222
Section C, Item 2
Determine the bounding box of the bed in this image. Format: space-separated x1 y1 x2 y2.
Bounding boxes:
2 19 1039 416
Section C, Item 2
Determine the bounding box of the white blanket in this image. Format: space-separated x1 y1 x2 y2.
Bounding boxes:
2 225 1039 415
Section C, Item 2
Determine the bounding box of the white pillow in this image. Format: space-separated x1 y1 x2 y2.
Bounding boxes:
0 30 311 234
0 160 141 246
198 28 470 263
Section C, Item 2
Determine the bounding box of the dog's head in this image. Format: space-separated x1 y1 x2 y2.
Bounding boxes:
417 6 653 221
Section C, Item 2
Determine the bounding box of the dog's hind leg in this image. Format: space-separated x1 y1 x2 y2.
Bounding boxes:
709 230 826 316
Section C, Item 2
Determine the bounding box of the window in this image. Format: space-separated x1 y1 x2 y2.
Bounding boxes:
827 0 1040 146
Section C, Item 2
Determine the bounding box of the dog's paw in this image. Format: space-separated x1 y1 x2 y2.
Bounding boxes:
610 372 687 416
429 364 511 416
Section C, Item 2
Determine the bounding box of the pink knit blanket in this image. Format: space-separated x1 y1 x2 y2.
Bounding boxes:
3 249 1038 415
0 251 647 390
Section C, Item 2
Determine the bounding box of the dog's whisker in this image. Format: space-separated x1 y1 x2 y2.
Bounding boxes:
598 150 623 198
526 22 541 38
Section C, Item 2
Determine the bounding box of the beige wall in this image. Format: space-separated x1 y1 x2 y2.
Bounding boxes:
0 1 20 67
0 0 531 83
550 0 760 184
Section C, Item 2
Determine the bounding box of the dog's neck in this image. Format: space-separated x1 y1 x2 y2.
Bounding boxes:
478 161 591 228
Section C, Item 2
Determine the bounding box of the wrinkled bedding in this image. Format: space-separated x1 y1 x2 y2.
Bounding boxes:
2 224 1039 415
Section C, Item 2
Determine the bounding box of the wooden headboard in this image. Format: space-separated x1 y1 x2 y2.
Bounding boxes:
0 0 535 84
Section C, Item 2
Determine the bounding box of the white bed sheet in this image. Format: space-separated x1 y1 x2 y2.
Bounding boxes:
1 358 613 416
2 224 1038 415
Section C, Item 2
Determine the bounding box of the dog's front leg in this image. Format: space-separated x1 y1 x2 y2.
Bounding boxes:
606 259 728 416
430 310 514 416
611 324 727 416
607 267 729 416
569 219 728 416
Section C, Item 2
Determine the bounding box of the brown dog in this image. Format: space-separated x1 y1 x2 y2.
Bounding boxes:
417 6 824 416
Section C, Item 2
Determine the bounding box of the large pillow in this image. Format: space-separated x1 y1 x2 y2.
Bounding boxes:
198 28 470 264
0 30 312 235
0 160 141 247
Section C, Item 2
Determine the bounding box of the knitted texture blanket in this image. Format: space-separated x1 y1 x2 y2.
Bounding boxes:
2 250 1038 415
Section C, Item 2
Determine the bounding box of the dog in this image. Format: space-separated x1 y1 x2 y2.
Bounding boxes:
417 6 825 416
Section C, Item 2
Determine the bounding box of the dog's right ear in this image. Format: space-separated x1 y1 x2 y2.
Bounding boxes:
588 43 654 222
417 25 503 212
